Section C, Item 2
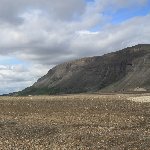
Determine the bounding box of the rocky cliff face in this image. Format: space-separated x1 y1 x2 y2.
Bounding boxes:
19 44 150 95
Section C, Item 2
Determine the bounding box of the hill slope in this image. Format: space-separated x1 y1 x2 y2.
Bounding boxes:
19 44 150 95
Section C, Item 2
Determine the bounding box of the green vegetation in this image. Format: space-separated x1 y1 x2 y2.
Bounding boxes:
18 87 87 96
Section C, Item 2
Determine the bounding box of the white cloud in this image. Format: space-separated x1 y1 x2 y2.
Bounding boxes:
0 64 51 94
1 10 149 64
0 0 86 23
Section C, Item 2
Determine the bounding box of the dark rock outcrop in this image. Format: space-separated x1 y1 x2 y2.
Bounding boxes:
19 44 150 95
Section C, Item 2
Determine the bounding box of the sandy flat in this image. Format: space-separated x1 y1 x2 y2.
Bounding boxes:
128 96 150 102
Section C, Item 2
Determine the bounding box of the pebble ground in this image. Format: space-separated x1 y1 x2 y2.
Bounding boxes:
0 94 150 149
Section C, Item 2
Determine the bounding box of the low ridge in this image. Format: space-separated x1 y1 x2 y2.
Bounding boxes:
19 44 150 95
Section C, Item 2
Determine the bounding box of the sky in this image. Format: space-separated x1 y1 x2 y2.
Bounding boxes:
0 0 150 94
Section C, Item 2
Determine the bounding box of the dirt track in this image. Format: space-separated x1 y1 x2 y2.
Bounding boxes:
0 94 150 149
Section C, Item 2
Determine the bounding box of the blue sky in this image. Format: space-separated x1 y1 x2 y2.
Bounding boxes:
111 1 150 24
0 57 23 65
0 0 150 94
